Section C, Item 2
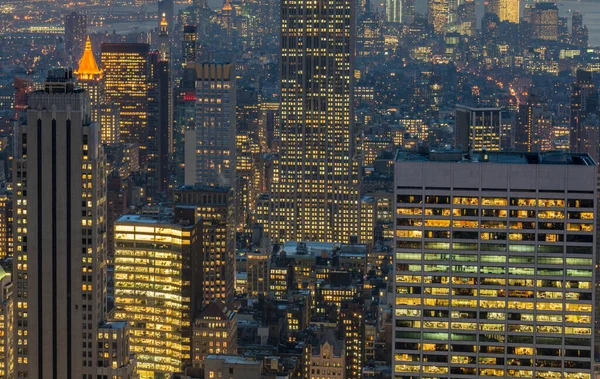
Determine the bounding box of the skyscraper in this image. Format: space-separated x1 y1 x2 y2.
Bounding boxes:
386 0 402 23
272 0 360 243
183 24 198 64
113 208 202 377
101 43 149 151
516 93 543 152
488 0 519 24
64 11 87 60
525 2 559 41
393 150 597 379
570 70 598 156
428 0 449 34
455 105 502 152
571 11 588 48
74 36 103 123
13 68 135 378
184 63 236 187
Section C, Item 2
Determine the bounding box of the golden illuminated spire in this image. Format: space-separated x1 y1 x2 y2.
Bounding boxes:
222 0 233 12
74 36 102 79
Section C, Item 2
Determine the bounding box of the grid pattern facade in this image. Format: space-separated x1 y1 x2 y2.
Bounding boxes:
101 44 149 147
393 158 596 379
271 0 360 243
113 219 200 378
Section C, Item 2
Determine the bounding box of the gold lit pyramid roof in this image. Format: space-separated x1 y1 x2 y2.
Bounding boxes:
222 0 233 12
75 36 101 78
160 13 168 27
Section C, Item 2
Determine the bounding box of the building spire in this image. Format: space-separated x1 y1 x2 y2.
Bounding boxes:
74 36 102 79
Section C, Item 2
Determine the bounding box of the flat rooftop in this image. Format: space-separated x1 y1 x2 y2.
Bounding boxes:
396 151 596 166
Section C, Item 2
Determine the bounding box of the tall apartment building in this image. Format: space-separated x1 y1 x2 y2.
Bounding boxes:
113 207 202 377
64 11 87 59
174 185 235 306
13 68 134 379
74 36 103 123
272 0 360 243
101 44 149 150
455 105 502 152
184 63 236 187
393 151 596 379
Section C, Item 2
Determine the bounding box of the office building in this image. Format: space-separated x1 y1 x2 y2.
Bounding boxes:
64 11 86 59
192 300 238 368
525 2 559 41
147 48 171 197
74 36 103 123
113 208 202 378
570 70 598 157
0 195 10 258
571 11 588 48
455 105 502 152
339 301 364 379
272 0 360 243
184 63 236 187
0 267 13 379
183 25 197 64
174 185 235 306
516 93 543 152
101 43 149 149
428 0 449 34
488 0 519 24
386 0 402 23
393 151 596 379
99 103 120 145
247 250 270 298
13 68 134 378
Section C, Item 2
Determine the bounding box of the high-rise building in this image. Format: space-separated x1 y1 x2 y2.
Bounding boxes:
455 105 502 152
428 0 449 34
101 43 149 150
272 0 360 243
516 93 543 152
570 70 598 156
147 23 172 198
64 11 87 60
0 267 13 379
247 250 270 298
99 103 120 145
174 185 236 306
339 301 364 379
571 11 588 48
13 68 135 378
183 24 198 64
184 63 236 187
488 0 519 23
525 2 558 41
113 207 202 378
158 0 174 32
386 0 402 23
393 150 596 379
402 0 415 24
74 36 103 123
192 300 238 368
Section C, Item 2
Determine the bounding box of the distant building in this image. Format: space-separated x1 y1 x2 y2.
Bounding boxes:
64 11 87 59
74 36 103 123
428 0 449 34
0 267 13 379
525 2 558 41
455 105 502 152
101 43 149 149
570 70 598 158
184 63 236 187
247 250 270 298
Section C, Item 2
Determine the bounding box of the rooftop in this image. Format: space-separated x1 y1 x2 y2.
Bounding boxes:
395 151 596 166
74 36 102 79
204 355 261 366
